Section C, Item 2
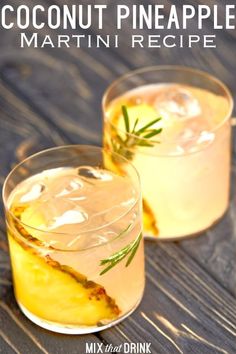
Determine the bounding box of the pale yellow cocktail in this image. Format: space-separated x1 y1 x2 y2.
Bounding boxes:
3 146 144 334
103 67 233 239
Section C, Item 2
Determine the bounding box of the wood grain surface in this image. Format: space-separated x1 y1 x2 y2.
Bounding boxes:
0 1 236 353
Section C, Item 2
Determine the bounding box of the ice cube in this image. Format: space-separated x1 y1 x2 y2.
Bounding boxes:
78 166 113 182
197 131 215 144
154 87 201 120
26 196 89 232
46 209 88 230
39 172 87 204
54 177 83 198
20 183 45 203
10 164 138 251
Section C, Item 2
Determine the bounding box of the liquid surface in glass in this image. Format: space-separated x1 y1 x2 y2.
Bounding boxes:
7 166 144 332
104 83 231 239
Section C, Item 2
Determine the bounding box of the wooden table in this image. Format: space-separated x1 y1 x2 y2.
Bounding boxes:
0 1 236 353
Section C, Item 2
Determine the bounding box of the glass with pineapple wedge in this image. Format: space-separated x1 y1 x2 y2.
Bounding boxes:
103 66 233 240
3 145 144 334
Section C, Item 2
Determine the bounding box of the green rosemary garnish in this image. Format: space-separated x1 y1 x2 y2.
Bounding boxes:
100 228 142 275
111 105 163 160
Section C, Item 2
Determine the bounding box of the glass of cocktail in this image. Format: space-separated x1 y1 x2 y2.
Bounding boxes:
3 145 144 334
103 66 233 240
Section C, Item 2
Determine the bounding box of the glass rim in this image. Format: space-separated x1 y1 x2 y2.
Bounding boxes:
102 65 234 145
2 145 141 252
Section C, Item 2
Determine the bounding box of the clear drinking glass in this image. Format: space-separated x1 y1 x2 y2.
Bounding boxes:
2 145 144 334
103 66 233 240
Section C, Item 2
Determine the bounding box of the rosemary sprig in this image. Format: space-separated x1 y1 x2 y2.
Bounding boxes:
111 105 163 160
122 105 130 133
100 229 142 275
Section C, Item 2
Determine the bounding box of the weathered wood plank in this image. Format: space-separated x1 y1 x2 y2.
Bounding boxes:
0 0 236 353
0 0 129 147
99 242 236 353
0 300 48 354
0 285 103 354
0 334 20 354
1 17 235 297
1 240 235 354
181 181 236 297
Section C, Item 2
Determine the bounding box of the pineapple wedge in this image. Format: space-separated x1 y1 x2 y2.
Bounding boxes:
8 207 120 326
142 199 159 237
9 235 120 326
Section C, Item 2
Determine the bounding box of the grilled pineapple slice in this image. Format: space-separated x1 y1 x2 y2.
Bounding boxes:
8 206 120 326
142 199 159 237
9 235 120 326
